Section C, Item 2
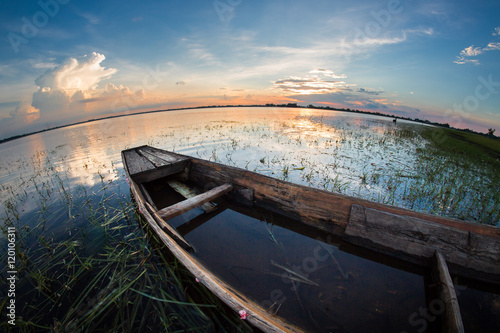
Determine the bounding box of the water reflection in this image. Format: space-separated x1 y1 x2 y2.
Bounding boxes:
146 181 427 333
1 107 499 332
1 107 498 228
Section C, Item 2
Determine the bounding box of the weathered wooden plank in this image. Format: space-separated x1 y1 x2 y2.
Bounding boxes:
126 170 304 332
138 148 171 167
167 180 217 213
144 202 194 252
140 146 187 163
187 157 500 239
139 183 157 211
344 205 500 280
122 146 191 183
122 149 155 176
188 160 347 235
135 160 190 183
157 184 233 220
432 251 464 333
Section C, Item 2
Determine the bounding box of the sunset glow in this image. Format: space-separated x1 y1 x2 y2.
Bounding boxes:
1 0 499 139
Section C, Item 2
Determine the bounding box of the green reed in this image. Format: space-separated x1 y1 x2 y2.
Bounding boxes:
0 153 250 332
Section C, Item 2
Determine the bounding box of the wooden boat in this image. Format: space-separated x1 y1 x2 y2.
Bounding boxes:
122 145 500 333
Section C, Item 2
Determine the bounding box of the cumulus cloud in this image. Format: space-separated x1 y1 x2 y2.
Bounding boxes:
454 28 500 65
460 46 483 57
28 52 120 126
0 52 146 139
0 101 40 138
14 102 40 124
35 52 117 92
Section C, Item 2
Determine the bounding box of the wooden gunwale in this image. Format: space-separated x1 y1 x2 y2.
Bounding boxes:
186 156 500 239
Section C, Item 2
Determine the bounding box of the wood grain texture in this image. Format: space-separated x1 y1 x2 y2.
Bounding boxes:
123 146 500 331
188 158 500 239
127 147 500 240
157 183 233 220
344 204 500 281
144 202 194 252
167 179 217 213
432 251 464 333
122 147 190 183
122 149 155 176
124 164 305 333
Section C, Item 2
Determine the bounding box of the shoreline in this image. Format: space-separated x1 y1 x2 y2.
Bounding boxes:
0 104 497 145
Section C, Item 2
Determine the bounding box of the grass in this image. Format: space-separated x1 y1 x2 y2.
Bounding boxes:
0 153 252 332
180 117 499 225
1 110 499 332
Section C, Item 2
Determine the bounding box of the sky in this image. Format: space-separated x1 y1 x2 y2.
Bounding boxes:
0 0 499 139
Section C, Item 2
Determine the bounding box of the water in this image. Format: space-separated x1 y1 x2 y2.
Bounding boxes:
1 107 499 332
151 189 427 333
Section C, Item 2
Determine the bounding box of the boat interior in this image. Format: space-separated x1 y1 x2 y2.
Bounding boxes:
123 145 500 333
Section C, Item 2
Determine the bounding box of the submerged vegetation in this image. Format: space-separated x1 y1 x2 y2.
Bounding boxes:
0 152 252 332
155 114 499 225
1 108 499 331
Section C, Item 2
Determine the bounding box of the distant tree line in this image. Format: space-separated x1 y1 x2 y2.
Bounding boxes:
0 103 497 144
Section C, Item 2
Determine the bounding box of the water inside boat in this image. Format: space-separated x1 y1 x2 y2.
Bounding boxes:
144 177 500 333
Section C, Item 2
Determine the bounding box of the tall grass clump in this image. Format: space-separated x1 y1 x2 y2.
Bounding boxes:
0 151 251 332
165 115 498 225
408 127 500 225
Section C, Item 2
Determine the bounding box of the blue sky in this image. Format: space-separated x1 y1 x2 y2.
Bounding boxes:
0 0 499 139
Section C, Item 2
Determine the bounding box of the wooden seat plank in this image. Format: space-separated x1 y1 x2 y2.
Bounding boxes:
167 180 217 213
123 148 191 183
158 184 233 220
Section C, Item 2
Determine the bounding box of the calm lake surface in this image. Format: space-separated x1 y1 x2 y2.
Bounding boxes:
1 107 499 332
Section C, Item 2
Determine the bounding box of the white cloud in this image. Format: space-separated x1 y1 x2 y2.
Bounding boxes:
309 69 347 79
453 58 480 65
273 75 353 95
35 52 117 91
0 101 40 138
454 28 500 65
0 52 144 139
460 45 483 57
32 62 58 69
484 42 500 51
